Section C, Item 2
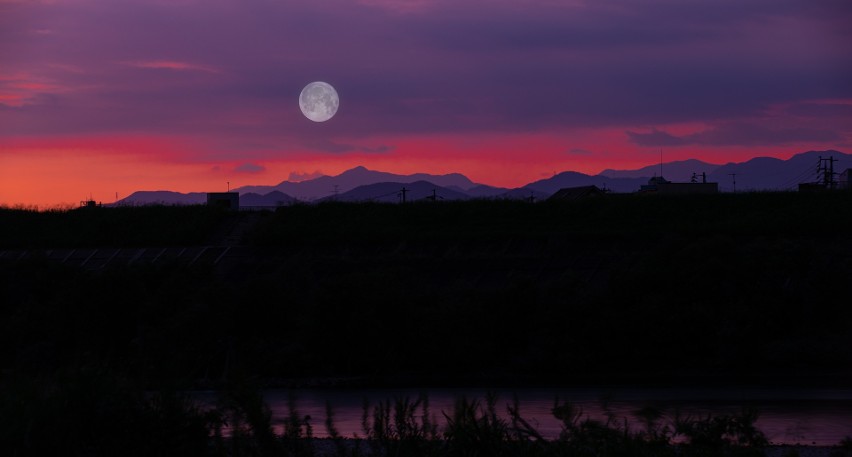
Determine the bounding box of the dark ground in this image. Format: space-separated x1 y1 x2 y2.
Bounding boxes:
2 192 852 389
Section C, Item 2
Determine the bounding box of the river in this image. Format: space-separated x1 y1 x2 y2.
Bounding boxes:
202 387 852 446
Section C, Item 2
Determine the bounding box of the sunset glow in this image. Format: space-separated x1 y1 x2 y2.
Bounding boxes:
2 0 850 207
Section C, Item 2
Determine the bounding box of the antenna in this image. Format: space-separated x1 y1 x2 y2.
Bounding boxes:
728 173 737 192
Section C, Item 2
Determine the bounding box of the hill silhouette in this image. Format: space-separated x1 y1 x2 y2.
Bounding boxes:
239 190 296 207
117 190 207 205
113 150 850 205
235 166 492 201
600 158 720 181
316 180 471 203
708 150 851 191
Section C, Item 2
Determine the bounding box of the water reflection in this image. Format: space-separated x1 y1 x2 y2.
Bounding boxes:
249 387 852 446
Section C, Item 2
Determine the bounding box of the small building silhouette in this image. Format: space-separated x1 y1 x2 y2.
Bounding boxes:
79 199 101 209
548 185 606 201
639 176 671 192
207 192 239 210
639 176 718 194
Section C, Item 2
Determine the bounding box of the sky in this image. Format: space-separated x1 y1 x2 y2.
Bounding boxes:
1 0 851 207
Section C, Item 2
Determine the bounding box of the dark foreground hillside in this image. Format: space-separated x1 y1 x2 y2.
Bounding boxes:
2 192 852 388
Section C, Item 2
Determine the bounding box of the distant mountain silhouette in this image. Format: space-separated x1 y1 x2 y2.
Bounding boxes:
316 180 470 203
239 191 296 207
465 184 511 198
522 171 648 194
600 159 720 182
115 191 207 206
496 188 551 201
526 150 850 194
707 150 852 191
114 150 850 205
235 166 483 201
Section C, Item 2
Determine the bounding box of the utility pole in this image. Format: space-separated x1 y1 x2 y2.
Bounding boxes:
830 156 837 189
227 181 230 192
819 156 838 189
728 173 737 192
400 187 408 204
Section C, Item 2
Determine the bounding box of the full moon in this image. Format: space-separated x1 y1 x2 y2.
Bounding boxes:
299 81 339 122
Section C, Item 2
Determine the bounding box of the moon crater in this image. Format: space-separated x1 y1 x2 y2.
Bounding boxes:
299 81 339 122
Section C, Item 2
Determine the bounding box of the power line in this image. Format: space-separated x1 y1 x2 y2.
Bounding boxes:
366 190 401 201
778 159 821 190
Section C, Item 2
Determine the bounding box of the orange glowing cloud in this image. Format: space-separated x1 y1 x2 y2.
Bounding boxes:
0 135 215 208
0 71 84 107
1 127 847 208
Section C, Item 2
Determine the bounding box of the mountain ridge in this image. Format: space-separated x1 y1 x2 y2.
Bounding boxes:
115 150 850 205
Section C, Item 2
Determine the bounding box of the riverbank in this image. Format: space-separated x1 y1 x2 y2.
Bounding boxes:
764 446 846 457
4 369 851 454
222 438 850 457
303 439 848 457
303 440 846 457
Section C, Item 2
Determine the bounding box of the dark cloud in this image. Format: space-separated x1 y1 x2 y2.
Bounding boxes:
566 148 594 155
303 139 393 154
1 0 851 143
627 123 844 147
693 123 843 146
234 163 265 174
361 144 394 153
787 103 852 118
626 130 689 147
303 139 358 154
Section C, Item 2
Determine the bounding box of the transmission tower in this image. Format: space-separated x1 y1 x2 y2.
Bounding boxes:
818 156 838 189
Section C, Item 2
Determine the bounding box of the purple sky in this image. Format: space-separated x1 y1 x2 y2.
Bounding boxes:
1 0 851 205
